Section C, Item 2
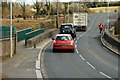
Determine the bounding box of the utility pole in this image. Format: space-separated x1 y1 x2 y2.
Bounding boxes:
78 0 79 12
107 0 109 29
10 0 12 57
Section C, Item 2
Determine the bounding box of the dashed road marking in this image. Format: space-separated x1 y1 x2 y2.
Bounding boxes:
79 55 85 60
99 71 112 79
87 62 96 69
77 37 80 40
75 41 77 43
76 49 79 54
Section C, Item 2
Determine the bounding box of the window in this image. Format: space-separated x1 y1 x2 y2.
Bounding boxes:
56 36 71 40
60 25 72 29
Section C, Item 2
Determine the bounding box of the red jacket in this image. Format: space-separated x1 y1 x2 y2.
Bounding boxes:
99 25 103 29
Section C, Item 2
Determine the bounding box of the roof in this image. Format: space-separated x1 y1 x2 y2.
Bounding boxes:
56 34 71 37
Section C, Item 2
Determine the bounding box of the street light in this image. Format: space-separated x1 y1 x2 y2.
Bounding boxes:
10 0 12 57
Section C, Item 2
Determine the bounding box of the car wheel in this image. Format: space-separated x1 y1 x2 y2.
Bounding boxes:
72 48 74 53
53 48 56 53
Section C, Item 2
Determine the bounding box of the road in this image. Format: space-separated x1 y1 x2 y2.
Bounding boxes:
41 13 119 79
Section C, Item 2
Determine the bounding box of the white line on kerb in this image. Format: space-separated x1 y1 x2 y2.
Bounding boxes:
76 49 79 53
87 62 96 69
100 72 112 79
36 60 40 69
38 49 42 60
36 70 43 78
79 55 85 60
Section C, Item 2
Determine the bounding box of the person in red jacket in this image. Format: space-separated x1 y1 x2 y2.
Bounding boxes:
99 22 102 27
63 20 65 23
99 24 103 33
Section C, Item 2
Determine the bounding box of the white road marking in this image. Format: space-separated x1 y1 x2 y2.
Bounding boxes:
76 49 79 53
77 37 79 40
79 55 85 60
77 18 95 39
75 41 77 43
36 70 43 78
99 72 112 79
38 49 42 60
36 60 40 69
87 62 96 69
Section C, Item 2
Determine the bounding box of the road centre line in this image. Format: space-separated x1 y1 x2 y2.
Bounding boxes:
77 18 95 40
79 55 85 60
76 49 79 53
99 72 112 79
87 62 96 69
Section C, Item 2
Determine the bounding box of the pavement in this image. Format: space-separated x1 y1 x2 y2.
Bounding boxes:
2 38 52 78
42 13 119 79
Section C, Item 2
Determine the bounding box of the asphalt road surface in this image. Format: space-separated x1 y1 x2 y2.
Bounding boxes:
41 13 119 79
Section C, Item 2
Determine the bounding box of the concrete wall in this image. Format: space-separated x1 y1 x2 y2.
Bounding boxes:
0 34 17 57
103 29 120 54
26 29 58 48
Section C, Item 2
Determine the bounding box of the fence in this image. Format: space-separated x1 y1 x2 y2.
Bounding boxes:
25 28 44 46
17 28 32 42
0 26 16 38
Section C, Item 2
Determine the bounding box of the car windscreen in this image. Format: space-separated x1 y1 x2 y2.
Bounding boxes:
60 25 72 29
56 36 71 40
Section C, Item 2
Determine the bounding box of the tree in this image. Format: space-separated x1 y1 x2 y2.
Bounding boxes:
45 1 51 17
34 2 40 15
64 3 68 15
2 2 9 18
20 2 26 19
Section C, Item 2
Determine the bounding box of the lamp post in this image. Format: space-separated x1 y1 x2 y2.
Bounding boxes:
10 0 12 57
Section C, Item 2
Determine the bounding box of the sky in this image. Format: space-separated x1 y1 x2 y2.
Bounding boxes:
3 0 120 5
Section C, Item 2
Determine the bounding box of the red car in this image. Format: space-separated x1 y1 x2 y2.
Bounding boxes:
52 34 75 52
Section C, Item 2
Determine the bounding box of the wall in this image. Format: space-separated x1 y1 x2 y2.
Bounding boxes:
0 34 17 57
103 29 120 54
25 28 44 46
26 28 58 48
